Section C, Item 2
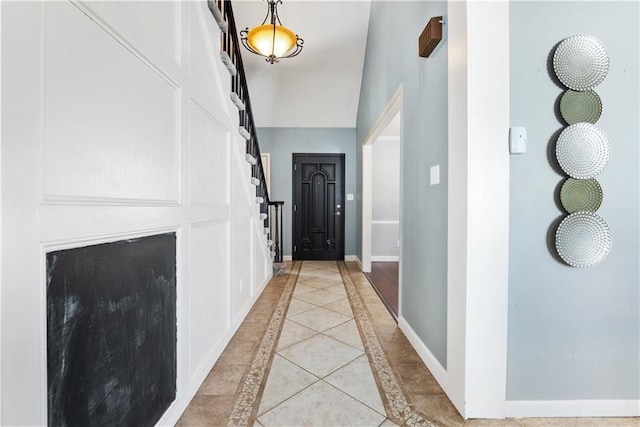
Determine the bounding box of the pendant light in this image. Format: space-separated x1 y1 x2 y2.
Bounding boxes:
240 0 303 64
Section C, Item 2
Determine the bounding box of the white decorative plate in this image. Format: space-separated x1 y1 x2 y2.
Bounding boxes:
556 123 610 179
553 35 609 91
556 212 611 267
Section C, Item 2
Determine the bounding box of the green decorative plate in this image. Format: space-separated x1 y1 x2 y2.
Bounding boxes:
560 178 603 213
560 90 602 125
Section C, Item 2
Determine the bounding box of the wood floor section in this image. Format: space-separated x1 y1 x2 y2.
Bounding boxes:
364 262 399 320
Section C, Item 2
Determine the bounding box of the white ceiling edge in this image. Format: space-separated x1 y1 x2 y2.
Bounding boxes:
232 0 372 128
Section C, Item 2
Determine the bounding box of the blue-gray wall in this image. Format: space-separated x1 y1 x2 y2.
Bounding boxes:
257 127 358 257
508 1 639 400
355 1 448 366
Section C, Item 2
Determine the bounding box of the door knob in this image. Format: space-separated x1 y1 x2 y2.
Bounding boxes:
334 212 341 216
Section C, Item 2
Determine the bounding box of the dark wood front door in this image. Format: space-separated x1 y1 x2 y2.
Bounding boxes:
292 154 345 260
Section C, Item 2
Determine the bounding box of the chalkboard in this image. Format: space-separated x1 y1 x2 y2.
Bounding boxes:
47 233 177 427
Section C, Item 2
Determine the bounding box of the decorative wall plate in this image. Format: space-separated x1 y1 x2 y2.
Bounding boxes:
556 123 610 179
553 35 609 91
560 90 602 125
560 178 603 213
555 212 611 267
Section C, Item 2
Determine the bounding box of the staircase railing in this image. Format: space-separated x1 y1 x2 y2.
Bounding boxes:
208 0 284 266
268 201 285 263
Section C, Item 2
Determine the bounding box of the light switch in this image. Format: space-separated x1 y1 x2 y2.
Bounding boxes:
509 127 527 154
430 165 440 185
347 193 354 201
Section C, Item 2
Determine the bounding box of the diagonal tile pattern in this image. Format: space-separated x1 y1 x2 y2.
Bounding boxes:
257 261 389 426
177 261 640 427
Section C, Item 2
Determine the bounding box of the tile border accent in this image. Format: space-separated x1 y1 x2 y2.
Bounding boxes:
337 261 437 427
227 261 302 426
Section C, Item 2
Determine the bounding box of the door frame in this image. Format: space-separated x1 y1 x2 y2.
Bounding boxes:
291 153 346 261
361 85 403 288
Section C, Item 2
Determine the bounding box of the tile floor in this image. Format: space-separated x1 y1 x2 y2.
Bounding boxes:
257 261 388 426
177 261 640 427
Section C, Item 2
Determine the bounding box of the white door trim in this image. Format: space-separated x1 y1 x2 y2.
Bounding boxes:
361 85 402 274
447 0 510 419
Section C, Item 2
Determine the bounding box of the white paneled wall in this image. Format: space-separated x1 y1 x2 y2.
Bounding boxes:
0 1 272 425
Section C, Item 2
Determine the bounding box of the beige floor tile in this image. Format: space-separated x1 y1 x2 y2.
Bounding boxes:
517 418 638 427
394 363 444 395
295 288 346 306
197 364 246 396
258 380 386 427
325 355 386 416
303 277 343 289
590 419 640 427
286 297 316 317
464 418 522 426
325 284 348 296
324 298 355 317
257 354 318 415
276 319 318 351
278 334 363 377
374 323 406 344
295 273 316 283
384 342 425 365
313 267 342 276
412 394 465 426
216 341 257 366
323 319 365 350
292 283 318 296
302 260 338 268
176 395 234 426
307 270 343 281
289 306 352 333
231 322 268 344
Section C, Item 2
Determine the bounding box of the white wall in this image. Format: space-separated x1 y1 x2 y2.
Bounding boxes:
372 137 400 260
0 1 271 424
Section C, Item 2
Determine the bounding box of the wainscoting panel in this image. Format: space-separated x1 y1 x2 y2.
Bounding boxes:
1 1 271 425
116 1 180 62
189 101 230 206
74 1 181 76
233 217 254 323
189 0 227 107
42 2 180 204
189 221 231 381
254 218 271 295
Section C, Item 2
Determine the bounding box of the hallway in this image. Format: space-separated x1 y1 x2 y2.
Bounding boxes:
176 262 637 427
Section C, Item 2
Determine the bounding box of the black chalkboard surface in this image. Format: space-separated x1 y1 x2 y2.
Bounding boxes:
46 233 177 427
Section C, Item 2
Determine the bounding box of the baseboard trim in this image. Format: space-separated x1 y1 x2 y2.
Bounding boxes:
345 255 359 262
354 256 363 270
397 316 448 393
505 400 640 418
283 255 292 261
371 255 399 262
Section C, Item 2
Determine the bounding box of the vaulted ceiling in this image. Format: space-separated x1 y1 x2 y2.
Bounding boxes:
231 0 372 128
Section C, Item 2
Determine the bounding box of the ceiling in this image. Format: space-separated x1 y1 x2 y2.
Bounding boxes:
231 0 372 128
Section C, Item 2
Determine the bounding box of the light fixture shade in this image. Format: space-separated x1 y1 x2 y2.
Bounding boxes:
240 0 303 64
247 24 297 58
